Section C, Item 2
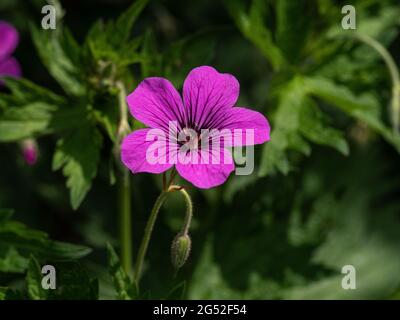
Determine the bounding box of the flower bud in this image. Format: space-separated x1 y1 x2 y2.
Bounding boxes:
20 139 38 166
171 233 191 270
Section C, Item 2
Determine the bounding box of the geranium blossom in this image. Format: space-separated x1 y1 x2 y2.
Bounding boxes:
0 21 21 84
121 66 270 188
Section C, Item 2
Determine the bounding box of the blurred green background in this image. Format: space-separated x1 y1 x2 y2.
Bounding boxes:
1 0 400 299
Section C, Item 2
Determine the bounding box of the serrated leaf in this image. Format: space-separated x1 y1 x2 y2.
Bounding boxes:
84 0 148 68
53 125 102 210
31 25 85 96
106 243 136 300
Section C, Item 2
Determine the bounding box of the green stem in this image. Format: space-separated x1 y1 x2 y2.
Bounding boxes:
176 187 193 235
353 33 400 134
116 81 131 140
118 169 132 274
116 80 133 275
134 191 169 288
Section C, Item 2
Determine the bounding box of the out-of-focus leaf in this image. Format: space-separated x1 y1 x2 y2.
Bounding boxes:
52 125 102 210
1 77 64 105
0 246 26 273
163 29 219 87
0 101 86 142
0 287 24 300
260 76 309 176
303 76 400 151
31 25 85 96
165 282 186 300
113 0 149 44
275 0 310 63
106 243 136 300
0 208 13 222
286 188 400 299
0 210 91 273
141 29 162 77
27 256 47 300
27 257 98 300
327 5 400 41
299 97 349 155
0 78 86 141
225 0 285 70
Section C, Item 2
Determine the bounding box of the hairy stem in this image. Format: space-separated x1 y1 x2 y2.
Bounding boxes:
116 80 133 275
134 191 169 288
174 186 193 235
118 169 132 274
134 183 194 289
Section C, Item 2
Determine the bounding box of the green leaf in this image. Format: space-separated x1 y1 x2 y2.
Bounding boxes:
27 257 98 300
0 78 87 142
275 0 310 63
0 246 27 273
141 29 162 77
299 97 349 155
303 76 400 151
0 287 24 300
84 0 149 68
113 0 149 44
260 76 308 176
225 0 285 70
2 77 64 105
53 125 103 210
0 102 85 142
31 25 85 96
27 256 47 300
0 211 91 273
106 243 136 300
163 28 219 87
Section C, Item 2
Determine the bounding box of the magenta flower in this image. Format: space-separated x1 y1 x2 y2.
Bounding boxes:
121 66 270 188
0 21 21 85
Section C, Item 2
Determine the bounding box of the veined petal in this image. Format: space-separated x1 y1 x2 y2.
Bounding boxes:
218 107 270 146
183 66 239 129
176 148 235 189
121 128 177 174
126 77 185 132
0 21 19 59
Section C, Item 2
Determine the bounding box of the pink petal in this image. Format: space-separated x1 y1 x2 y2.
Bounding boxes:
121 128 177 174
219 107 270 146
183 66 239 129
0 56 21 85
126 78 185 132
176 148 235 189
0 21 19 59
